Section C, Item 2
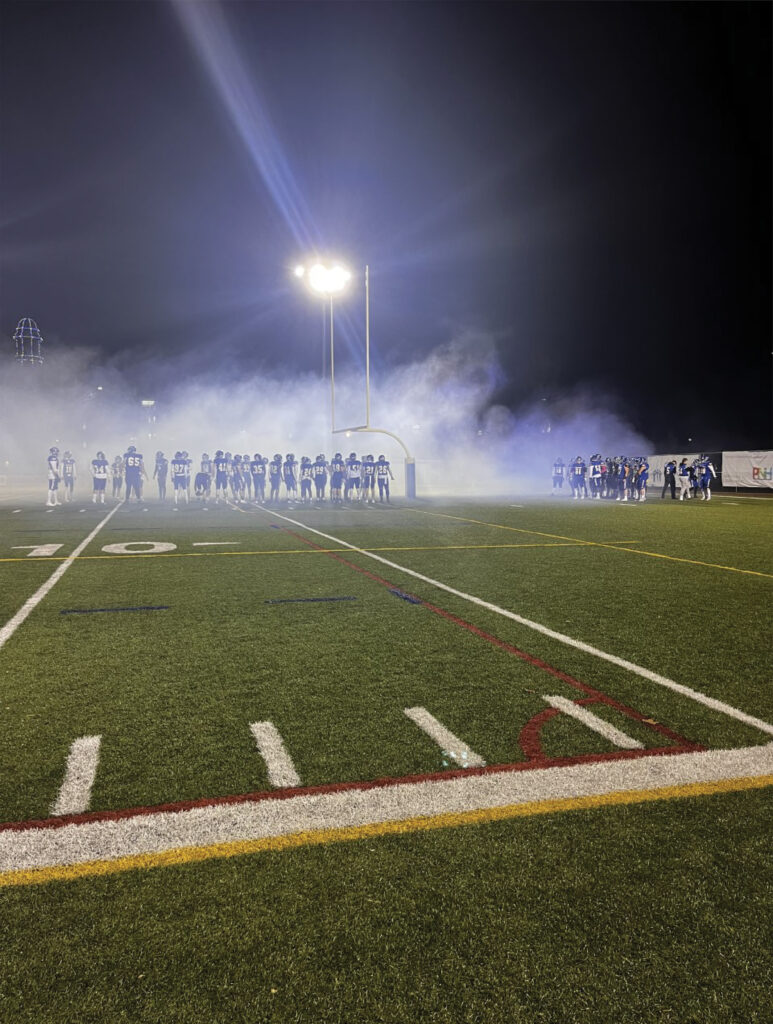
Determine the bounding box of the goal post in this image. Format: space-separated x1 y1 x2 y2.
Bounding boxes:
333 426 416 498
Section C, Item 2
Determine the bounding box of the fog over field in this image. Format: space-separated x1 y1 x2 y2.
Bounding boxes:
1 332 650 495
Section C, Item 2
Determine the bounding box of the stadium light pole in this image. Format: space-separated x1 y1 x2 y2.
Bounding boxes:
293 261 415 497
294 262 351 433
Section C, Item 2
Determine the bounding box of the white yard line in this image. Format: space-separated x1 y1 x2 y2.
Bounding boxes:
191 541 241 546
50 736 102 816
0 503 122 653
261 508 773 738
404 707 485 767
3 743 772 876
249 722 301 788
543 695 644 749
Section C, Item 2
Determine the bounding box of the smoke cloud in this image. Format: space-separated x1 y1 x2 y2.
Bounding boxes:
0 331 650 496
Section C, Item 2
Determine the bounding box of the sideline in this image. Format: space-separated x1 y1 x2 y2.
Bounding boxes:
2 743 771 887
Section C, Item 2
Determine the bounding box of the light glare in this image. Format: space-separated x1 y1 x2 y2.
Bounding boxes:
306 262 351 295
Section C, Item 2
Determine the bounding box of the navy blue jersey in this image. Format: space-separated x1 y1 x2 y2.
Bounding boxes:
376 460 391 478
552 461 565 478
124 452 144 473
171 458 187 477
47 453 60 478
250 459 266 476
62 457 76 477
313 460 328 477
92 458 109 479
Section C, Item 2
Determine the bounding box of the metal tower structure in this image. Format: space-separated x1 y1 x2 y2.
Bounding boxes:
13 317 44 366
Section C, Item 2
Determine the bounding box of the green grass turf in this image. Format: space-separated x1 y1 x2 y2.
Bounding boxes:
1 787 771 1023
0 493 771 1020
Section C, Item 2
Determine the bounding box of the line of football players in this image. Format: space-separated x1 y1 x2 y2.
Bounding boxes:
551 455 716 502
46 447 395 507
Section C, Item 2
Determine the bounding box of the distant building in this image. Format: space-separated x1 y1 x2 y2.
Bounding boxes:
13 317 44 366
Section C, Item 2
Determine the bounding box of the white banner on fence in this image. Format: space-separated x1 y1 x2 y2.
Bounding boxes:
722 451 773 489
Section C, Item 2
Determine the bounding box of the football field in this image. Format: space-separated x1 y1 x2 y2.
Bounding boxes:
1 491 771 1023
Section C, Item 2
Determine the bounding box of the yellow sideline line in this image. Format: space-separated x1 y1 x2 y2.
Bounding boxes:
2 772 771 888
0 541 630 564
405 508 773 579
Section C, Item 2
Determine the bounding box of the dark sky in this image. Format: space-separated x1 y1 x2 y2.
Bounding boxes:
1 1 770 449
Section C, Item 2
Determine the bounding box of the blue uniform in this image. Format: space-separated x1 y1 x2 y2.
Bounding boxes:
124 451 144 500
312 458 328 498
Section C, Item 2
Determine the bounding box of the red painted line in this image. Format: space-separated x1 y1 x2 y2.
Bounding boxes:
282 528 699 753
519 707 560 760
0 745 689 834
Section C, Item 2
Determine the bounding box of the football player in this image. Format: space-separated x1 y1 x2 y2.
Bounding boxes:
113 455 125 498
570 456 586 500
362 455 376 504
677 458 691 500
698 455 716 500
250 453 267 503
637 457 650 501
376 455 394 502
552 457 565 495
213 450 229 503
171 451 189 505
61 451 76 502
46 446 61 506
588 454 603 499
299 457 313 504
329 452 345 504
230 455 245 502
181 451 192 501
617 457 630 501
152 451 167 500
345 452 362 502
312 454 328 502
268 454 282 504
123 445 146 502
283 454 298 503
195 453 213 500
91 450 110 503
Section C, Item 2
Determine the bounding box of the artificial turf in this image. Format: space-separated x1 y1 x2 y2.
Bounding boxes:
0 492 771 1021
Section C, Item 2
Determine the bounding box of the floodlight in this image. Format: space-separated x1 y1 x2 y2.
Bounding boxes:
306 262 351 295
293 265 305 278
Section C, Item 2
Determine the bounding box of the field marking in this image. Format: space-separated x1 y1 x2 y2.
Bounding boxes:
60 606 169 615
262 509 773 738
404 707 486 767
403 508 773 579
191 541 241 546
50 737 101 816
0 542 621 564
0 503 122 654
2 743 771 887
249 722 301 788
543 696 644 750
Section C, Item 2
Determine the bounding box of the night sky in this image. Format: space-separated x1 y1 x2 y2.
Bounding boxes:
1 1 770 450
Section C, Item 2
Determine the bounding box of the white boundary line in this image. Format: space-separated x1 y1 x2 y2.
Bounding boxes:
543 695 643 749
51 736 102 816
260 508 773 738
0 503 122 653
249 722 301 788
404 707 486 767
4 743 772 875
